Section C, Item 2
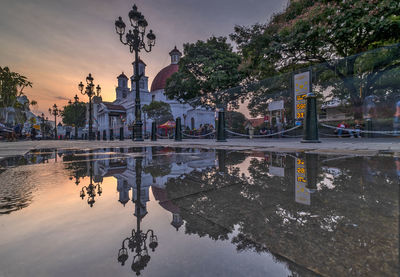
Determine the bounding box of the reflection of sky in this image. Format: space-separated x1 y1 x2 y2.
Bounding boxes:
0 0 286 117
0 161 290 277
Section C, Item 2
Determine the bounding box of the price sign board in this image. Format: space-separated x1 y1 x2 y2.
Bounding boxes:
294 71 310 120
295 158 310 205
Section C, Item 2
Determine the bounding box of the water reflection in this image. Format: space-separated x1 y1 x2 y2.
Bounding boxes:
0 147 398 276
117 156 159 276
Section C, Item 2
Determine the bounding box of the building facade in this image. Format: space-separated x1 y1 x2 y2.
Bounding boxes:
92 47 215 139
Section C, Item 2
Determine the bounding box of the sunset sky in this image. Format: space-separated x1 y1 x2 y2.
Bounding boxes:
0 0 286 117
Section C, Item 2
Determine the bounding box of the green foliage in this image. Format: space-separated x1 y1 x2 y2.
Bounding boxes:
143 101 173 124
230 0 400 117
60 101 86 127
226 111 247 133
165 36 244 108
0 66 32 108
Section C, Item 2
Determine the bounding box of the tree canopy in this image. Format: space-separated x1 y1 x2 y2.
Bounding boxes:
60 101 86 128
165 36 244 109
230 0 400 118
142 101 173 124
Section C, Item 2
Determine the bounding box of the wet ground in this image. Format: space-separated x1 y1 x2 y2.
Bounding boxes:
0 147 398 276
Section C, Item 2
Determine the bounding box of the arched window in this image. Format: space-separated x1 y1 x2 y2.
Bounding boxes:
191 117 195 130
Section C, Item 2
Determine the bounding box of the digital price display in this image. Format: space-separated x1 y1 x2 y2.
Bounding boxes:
294 71 310 120
295 158 310 205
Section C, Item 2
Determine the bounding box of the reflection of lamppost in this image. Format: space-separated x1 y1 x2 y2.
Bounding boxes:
115 4 156 141
48 104 59 139
78 74 101 141
40 112 45 139
117 156 158 275
79 161 102 207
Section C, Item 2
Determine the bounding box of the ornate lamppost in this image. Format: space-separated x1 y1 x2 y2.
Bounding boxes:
117 156 158 275
78 73 101 141
79 160 102 207
114 4 156 141
49 104 59 140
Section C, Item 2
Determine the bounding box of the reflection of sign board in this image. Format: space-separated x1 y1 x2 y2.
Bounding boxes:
267 100 284 112
269 166 285 177
294 72 310 120
295 158 310 205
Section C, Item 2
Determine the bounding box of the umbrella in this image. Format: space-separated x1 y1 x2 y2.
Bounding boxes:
158 120 175 129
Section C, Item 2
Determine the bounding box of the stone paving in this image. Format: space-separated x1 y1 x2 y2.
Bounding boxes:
0 138 399 158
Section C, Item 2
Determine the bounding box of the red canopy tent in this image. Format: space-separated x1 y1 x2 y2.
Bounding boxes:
158 120 176 136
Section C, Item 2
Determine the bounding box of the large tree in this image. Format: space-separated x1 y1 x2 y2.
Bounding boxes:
230 0 400 118
165 36 244 109
60 101 86 137
0 66 33 122
142 101 173 124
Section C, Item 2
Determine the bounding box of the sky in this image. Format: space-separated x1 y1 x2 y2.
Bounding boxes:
0 0 287 118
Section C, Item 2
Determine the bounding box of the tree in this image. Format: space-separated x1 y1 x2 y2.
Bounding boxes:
230 0 400 118
60 101 86 137
165 36 244 109
226 111 247 133
0 66 33 122
142 101 173 124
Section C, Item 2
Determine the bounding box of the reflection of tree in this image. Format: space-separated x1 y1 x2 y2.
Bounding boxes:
165 154 398 276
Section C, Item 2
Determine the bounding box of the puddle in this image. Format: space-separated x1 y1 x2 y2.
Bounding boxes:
0 147 398 276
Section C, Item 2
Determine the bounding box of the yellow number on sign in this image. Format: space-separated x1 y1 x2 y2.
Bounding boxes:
297 159 304 165
296 104 306 110
296 112 304 118
296 95 306 101
297 168 305 174
297 177 307 183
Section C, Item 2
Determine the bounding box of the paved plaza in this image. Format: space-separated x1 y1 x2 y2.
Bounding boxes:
0 138 399 158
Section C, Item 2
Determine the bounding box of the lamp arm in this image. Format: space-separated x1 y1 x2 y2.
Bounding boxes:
119 35 129 45
142 44 152 53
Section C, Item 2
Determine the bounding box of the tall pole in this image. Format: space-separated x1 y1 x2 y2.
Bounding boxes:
134 48 143 141
54 114 57 139
89 96 93 140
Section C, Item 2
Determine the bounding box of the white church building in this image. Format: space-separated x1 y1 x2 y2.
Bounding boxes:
93 47 215 139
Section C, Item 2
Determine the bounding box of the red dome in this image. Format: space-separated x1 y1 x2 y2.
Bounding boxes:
150 64 179 92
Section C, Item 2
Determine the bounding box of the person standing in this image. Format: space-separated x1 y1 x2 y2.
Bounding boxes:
394 100 400 135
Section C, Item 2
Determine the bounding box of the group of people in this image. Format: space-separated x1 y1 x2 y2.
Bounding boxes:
335 120 363 138
185 124 215 138
259 121 284 138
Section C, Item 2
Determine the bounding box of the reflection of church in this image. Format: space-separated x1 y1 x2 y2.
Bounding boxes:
92 47 215 139
92 148 216 231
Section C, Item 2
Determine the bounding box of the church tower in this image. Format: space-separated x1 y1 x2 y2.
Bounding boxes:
131 58 149 92
116 72 129 100
169 46 182 64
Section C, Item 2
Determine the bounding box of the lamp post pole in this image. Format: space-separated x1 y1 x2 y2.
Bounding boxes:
78 74 101 141
48 104 59 140
115 4 156 141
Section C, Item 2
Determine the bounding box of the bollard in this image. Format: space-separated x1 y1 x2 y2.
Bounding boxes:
305 153 318 193
175 117 182 141
217 149 227 173
120 127 124 141
151 122 157 141
216 110 226 142
301 93 320 143
97 131 100 141
366 119 372 138
110 129 114 141
103 130 107 140
84 133 87 140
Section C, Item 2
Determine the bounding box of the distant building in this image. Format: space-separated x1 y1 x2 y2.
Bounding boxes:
93 47 215 139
